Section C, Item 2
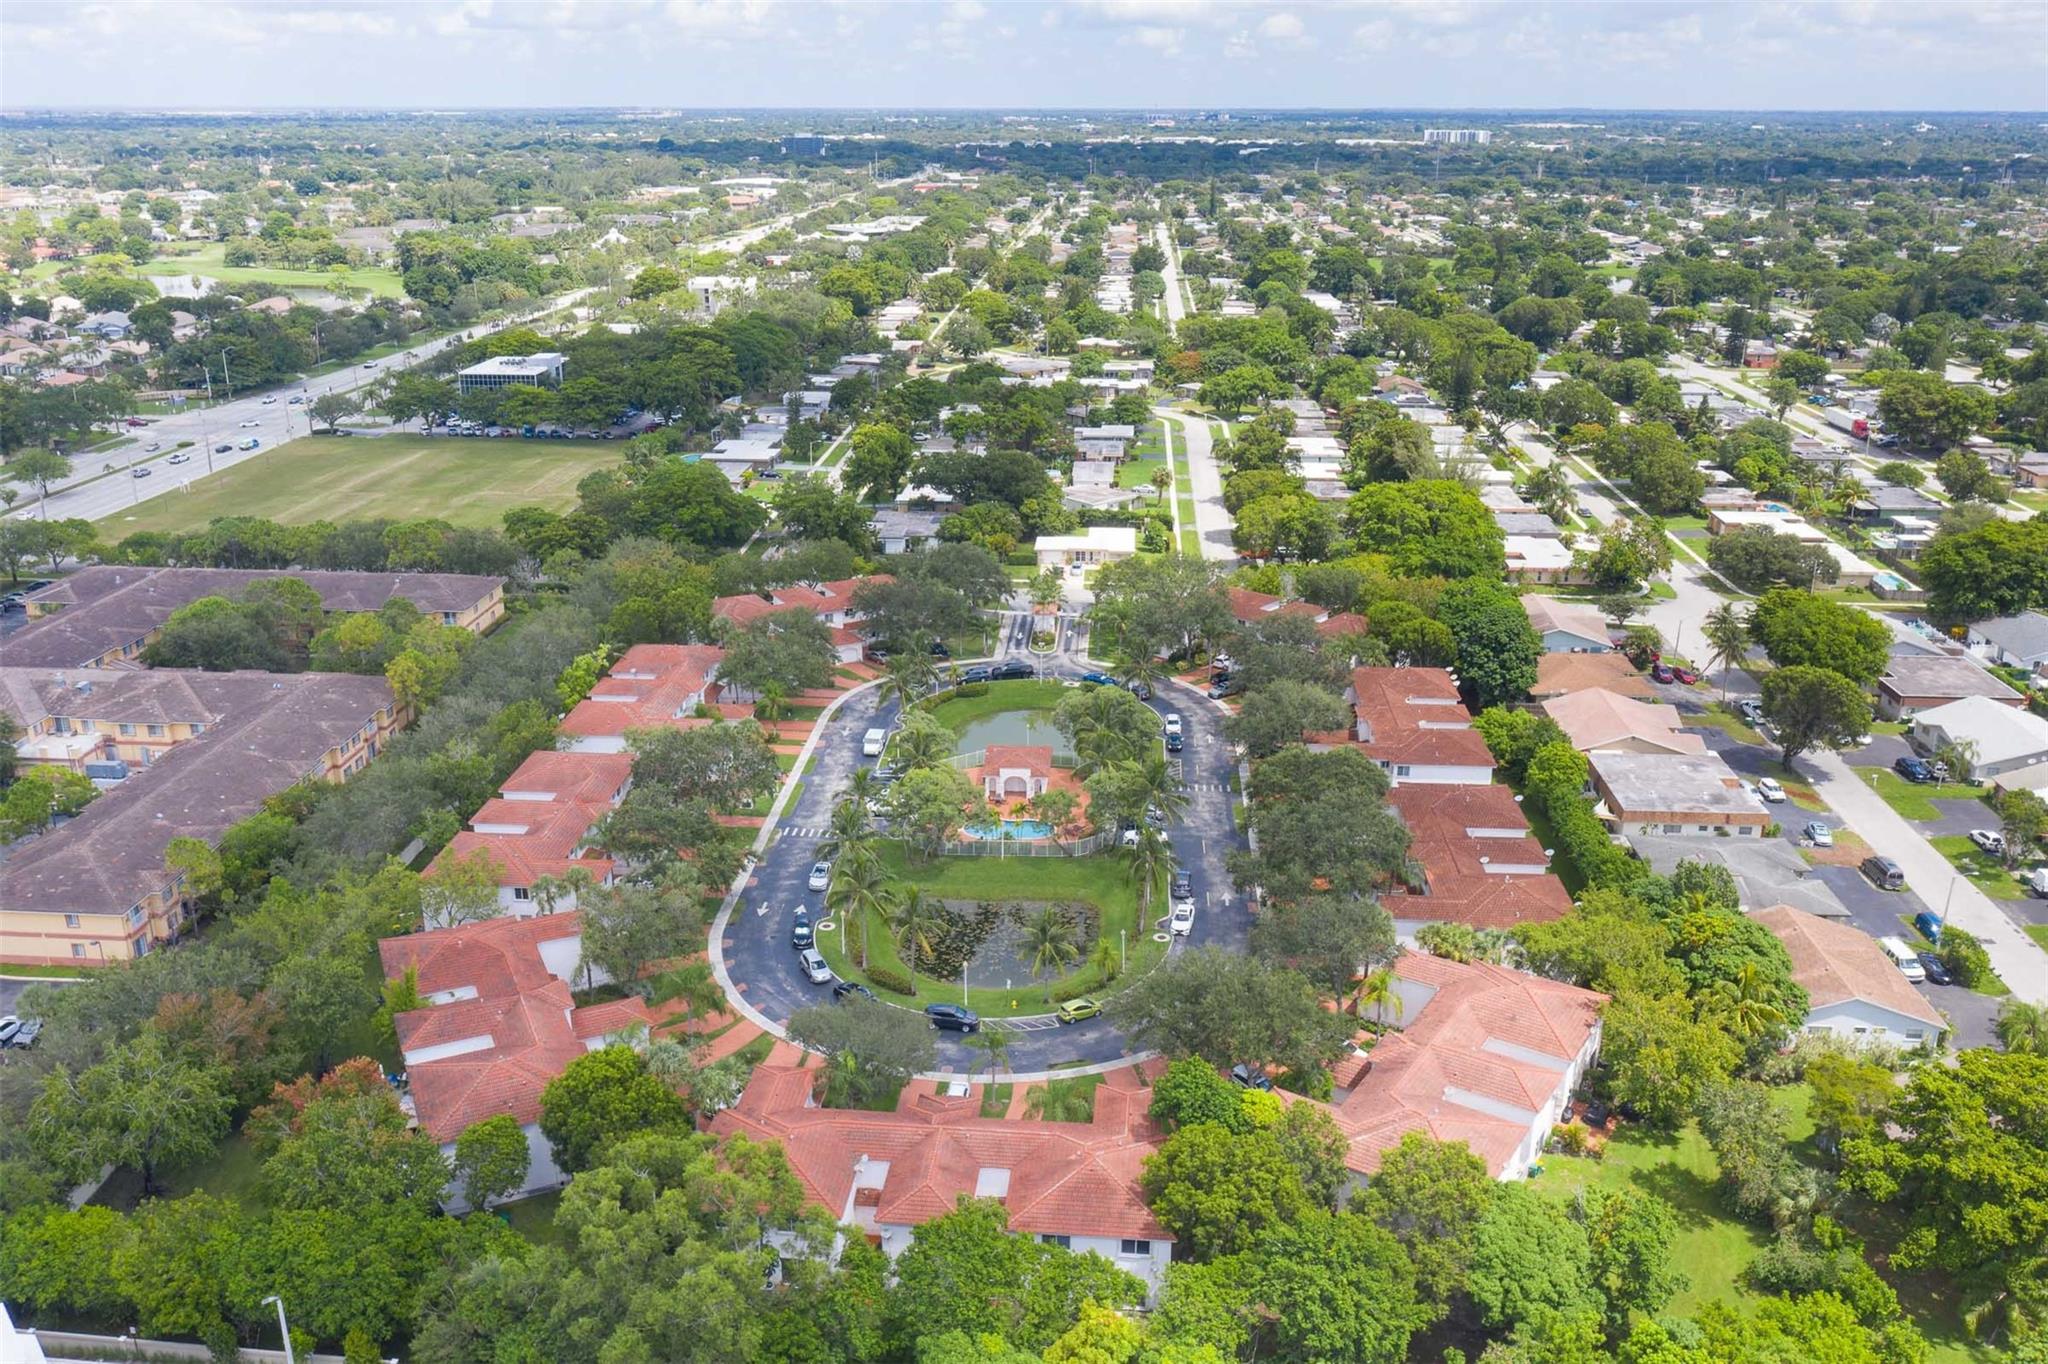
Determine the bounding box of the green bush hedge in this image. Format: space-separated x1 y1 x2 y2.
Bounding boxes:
865 964 916 996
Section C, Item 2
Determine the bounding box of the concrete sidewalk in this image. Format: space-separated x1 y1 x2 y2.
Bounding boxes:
1805 747 2048 1005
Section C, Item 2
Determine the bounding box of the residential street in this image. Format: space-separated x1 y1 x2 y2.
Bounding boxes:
1157 407 1236 562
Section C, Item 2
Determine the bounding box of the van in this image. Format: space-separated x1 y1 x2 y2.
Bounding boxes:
1878 936 1926 982
862 728 886 758
1860 855 1905 891
2024 867 2048 897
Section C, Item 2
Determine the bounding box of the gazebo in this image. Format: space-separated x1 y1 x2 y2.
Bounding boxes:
978 745 1053 802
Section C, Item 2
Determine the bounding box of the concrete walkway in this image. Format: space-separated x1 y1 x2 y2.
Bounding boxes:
1803 748 2048 1005
1156 408 1236 562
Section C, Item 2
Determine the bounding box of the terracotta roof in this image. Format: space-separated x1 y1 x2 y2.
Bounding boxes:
560 644 724 740
1531 652 1654 700
1326 951 1605 1177
379 911 654 1140
427 750 628 890
1542 688 1707 756
712 1062 1169 1244
1754 905 1944 1031
981 744 1053 776
712 576 888 627
1347 667 1495 772
1226 587 1363 639
1385 784 1574 929
497 749 633 804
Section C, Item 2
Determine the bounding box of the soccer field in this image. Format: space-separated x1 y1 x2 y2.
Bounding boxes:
94 434 623 539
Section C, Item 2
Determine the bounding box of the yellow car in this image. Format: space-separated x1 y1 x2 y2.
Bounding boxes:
1056 997 1102 1024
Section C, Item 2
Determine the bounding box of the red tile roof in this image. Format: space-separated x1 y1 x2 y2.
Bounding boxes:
560 644 723 740
378 912 654 1141
712 576 888 627
981 744 1054 777
1226 587 1365 639
426 750 629 891
1347 667 1495 772
712 1064 1169 1244
1385 784 1574 929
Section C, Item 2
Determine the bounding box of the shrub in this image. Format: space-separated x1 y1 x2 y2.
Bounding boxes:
865 964 916 996
1552 1122 1591 1156
1937 924 1995 989
1274 1065 1333 1101
954 681 989 697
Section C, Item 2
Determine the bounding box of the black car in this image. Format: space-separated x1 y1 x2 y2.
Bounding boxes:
1171 872 1193 899
988 661 1034 681
958 666 991 684
1917 953 1953 985
832 980 878 1004
1164 732 1183 752
928 639 951 657
924 1003 980 1033
1582 1100 1610 1128
790 911 814 950
1894 756 1936 783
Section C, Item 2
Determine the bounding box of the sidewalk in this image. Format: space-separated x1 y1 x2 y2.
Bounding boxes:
1805 747 2048 1004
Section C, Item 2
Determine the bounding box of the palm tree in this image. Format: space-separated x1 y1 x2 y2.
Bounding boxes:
1710 962 1787 1042
1025 1080 1094 1123
884 652 936 712
1089 935 1122 983
827 793 873 853
1702 603 1749 701
966 1026 1012 1084
1137 752 1189 825
893 722 950 772
1995 999 2048 1055
1122 825 1174 914
656 960 726 1020
844 766 878 811
1022 906 1081 981
827 851 892 969
1356 967 1403 1027
1115 651 1167 697
888 887 942 970
1150 467 1172 502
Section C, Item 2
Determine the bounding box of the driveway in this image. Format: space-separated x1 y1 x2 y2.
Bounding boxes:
713 613 1250 1080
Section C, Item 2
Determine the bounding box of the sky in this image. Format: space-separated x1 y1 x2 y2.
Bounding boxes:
3 0 2045 114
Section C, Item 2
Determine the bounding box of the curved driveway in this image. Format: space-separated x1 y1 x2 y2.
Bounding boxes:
714 608 1250 1079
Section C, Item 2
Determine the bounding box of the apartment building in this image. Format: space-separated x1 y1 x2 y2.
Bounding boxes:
1383 783 1573 930
12 566 506 669
559 643 724 753
713 576 885 665
426 749 631 922
0 673 404 965
1338 667 1496 786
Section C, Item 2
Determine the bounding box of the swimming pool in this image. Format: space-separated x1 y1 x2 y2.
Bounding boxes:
962 818 1055 841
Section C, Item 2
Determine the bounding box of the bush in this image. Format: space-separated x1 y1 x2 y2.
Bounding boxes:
1049 976 1099 1003
865 964 916 996
953 681 989 697
1274 1064 1333 1100
1552 1122 1591 1156
175 439 195 449
1937 924 1995 989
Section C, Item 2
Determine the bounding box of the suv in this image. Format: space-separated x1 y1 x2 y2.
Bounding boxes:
1170 871 1193 900
1969 829 2006 856
1894 756 1936 784
989 661 1034 681
924 1003 980 1033
1862 855 1906 890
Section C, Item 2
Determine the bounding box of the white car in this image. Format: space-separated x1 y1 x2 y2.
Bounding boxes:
808 860 832 892
261 395 277 405
1969 829 2007 856
144 441 160 452
238 419 261 428
1169 900 1195 936
797 949 834 985
1163 712 1183 738
1755 778 1786 803
167 453 190 465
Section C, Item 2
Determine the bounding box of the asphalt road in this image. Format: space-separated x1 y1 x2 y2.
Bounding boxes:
1157 408 1237 563
715 607 1249 1079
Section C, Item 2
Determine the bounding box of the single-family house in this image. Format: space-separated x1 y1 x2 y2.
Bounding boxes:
1543 689 1706 756
1034 526 1137 571
1531 652 1654 702
1966 611 2048 678
869 508 947 556
1755 906 1944 1048
1875 652 2023 720
1588 751 1770 839
1908 695 2048 781
1226 586 1366 641
1629 836 1850 920
1521 596 1613 653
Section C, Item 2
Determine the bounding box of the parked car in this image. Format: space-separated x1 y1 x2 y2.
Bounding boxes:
1803 821 1834 848
1739 699 1765 724
798 949 833 985
808 860 833 892
924 1003 980 1033
1206 680 1241 700
1918 953 1953 985
790 911 814 951
1894 757 1936 784
1079 671 1117 687
1163 712 1183 738
831 980 877 1004
1650 663 1675 684
988 661 1034 681
1171 872 1193 900
1056 997 1102 1024
928 639 950 657
124 416 146 427
1862 855 1907 890
1670 665 1700 685
7 1018 40 1049
0 1017 19 1047
1228 1063 1273 1091
1913 911 1945 945
1756 777 1786 803
1169 901 1195 936
1970 829 2006 856
958 666 991 684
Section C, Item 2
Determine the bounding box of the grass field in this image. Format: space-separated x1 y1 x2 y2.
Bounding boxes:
1927 834 2029 901
94 434 622 539
134 242 406 298
920 679 1069 736
1860 769 1988 822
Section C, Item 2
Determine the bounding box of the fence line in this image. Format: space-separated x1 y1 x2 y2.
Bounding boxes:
936 827 1119 858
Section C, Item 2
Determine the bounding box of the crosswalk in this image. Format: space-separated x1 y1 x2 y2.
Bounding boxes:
781 826 828 840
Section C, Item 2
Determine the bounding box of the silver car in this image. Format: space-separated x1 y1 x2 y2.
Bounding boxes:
798 949 833 985
808 860 832 892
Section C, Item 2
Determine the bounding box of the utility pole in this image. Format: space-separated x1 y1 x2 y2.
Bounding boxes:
219 347 236 403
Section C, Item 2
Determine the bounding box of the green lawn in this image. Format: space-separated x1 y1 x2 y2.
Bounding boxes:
920 679 1069 736
135 242 406 298
92 1131 267 1213
979 1082 1014 1118
2028 924 2048 952
1686 701 1768 748
811 843 1166 1018
94 433 623 539
1030 1073 1103 1122
1927 835 2029 901
498 1189 567 1246
1860 769 1989 823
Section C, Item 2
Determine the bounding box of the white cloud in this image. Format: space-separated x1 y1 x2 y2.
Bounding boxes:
1126 23 1186 54
1256 11 1305 43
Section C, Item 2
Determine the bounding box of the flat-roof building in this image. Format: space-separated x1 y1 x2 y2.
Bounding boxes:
456 352 566 391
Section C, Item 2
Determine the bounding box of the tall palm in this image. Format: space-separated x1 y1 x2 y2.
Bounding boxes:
1702 603 1749 702
1089 935 1122 983
1710 961 1786 1042
966 1027 1011 1085
1022 906 1081 981
894 723 951 772
1115 651 1167 697
1137 752 1190 825
884 652 936 712
827 795 873 854
888 887 942 971
657 960 726 1020
827 851 892 969
1123 825 1174 913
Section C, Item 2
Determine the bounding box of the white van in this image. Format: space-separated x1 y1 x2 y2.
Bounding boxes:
1877 935 1926 981
2024 867 2048 898
862 728 887 757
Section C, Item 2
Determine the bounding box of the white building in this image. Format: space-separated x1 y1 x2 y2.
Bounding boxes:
1034 526 1138 570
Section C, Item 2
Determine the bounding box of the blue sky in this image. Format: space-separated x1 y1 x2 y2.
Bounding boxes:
4 1 2044 113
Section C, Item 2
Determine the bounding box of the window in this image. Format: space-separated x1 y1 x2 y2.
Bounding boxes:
64 914 80 928
191 723 204 735
1119 1239 1152 1256
1395 765 1412 777
512 886 531 901
442 611 459 626
1039 1234 1071 1249
118 723 134 736
72 943 86 958
147 724 165 738
1662 823 1681 834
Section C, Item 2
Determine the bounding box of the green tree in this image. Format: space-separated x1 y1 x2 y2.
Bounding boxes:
1579 1186 1685 1334
1437 578 1543 708
1239 1210 1424 1364
1358 1132 1496 1319
1747 588 1892 685
1109 947 1351 1081
451 1114 529 1209
787 998 938 1109
1760 664 1872 768
28 1031 235 1195
1342 480 1506 579
2 448 70 517
1248 894 1397 1005
1140 1121 1316 1261
537 1044 692 1173
718 610 837 698
1148 1057 1254 1134
1466 1182 1600 1332
1222 678 1350 759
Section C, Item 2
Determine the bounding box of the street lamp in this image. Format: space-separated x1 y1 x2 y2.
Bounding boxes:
218 347 237 403
261 1295 296 1364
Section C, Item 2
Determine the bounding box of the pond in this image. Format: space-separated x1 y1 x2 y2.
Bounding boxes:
955 709 1063 753
908 899 1099 988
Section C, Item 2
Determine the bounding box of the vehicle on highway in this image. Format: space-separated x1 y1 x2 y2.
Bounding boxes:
289 395 304 404
1169 901 1195 936
1877 936 1925 981
790 910 814 951
213 443 233 453
808 860 832 892
1970 829 2006 856
797 949 833 985
167 453 190 464
6 1018 41 1049
131 467 150 478
1056 997 1101 1024
924 1003 980 1033
1755 777 1786 803
1918 953 1953 985
1894 756 1936 783
144 441 160 452
238 438 260 451
1804 821 1834 847
1861 855 1907 890
831 980 877 1004
261 396 277 405
238 419 261 428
